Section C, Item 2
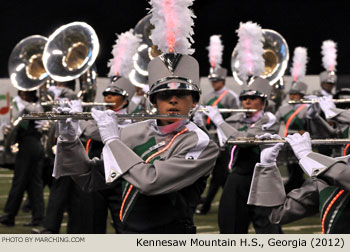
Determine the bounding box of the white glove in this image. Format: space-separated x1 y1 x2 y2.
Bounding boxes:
256 133 284 165
66 99 82 113
54 106 80 141
34 120 48 129
304 95 320 118
285 132 312 160
91 108 119 144
318 96 337 119
191 105 205 128
203 106 224 126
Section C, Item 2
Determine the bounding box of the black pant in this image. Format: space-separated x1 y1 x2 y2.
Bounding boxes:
90 185 123 234
4 136 44 221
43 176 96 233
284 162 306 193
218 172 282 234
200 149 229 212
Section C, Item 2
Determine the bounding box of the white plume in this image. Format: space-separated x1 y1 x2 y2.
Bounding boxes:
236 21 265 83
207 35 223 68
107 29 141 78
290 47 308 82
321 40 337 72
149 0 195 55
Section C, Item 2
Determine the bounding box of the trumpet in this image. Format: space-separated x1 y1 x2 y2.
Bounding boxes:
197 108 258 113
20 112 189 121
40 101 116 107
288 99 350 104
227 137 350 146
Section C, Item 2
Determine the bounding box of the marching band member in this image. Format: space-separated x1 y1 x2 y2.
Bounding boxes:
204 21 281 234
313 40 338 98
308 40 340 158
128 85 150 114
52 0 218 234
248 132 350 233
0 90 44 227
196 35 239 215
275 47 308 192
79 29 138 233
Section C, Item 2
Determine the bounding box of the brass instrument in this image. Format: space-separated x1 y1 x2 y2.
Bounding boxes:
5 35 51 160
40 101 116 107
289 99 350 104
43 22 99 103
21 112 189 121
8 35 49 91
227 137 350 146
231 29 289 86
128 14 161 88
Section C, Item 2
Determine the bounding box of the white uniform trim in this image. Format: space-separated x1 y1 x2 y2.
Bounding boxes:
185 122 210 160
299 156 327 177
102 143 123 183
227 89 240 108
261 112 277 130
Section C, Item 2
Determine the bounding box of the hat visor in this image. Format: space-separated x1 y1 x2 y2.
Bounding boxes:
150 78 201 96
239 90 267 98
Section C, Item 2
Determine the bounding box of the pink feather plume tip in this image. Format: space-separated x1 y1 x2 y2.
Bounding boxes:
207 35 223 68
107 29 141 78
149 0 195 55
321 40 337 72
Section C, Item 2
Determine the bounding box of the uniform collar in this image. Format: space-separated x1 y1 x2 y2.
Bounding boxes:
153 119 189 135
243 110 264 123
213 86 227 96
113 108 127 114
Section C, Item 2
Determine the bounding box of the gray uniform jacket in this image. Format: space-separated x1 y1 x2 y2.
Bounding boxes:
202 87 240 109
248 153 350 233
216 111 280 147
275 104 307 134
53 119 219 195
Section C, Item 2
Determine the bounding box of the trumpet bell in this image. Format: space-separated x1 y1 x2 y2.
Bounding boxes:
231 29 289 86
43 22 99 82
8 35 49 91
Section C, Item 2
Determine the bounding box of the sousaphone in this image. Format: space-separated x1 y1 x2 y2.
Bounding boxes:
231 29 289 86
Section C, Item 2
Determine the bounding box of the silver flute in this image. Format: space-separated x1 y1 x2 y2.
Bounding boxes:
227 137 350 145
289 99 350 104
40 101 116 107
21 112 190 121
197 108 258 113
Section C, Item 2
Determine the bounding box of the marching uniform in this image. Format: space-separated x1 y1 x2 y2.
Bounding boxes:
52 2 219 233
81 72 136 233
217 110 281 233
275 81 308 192
0 93 44 226
206 77 282 233
54 117 218 233
248 151 350 233
197 40 239 214
202 86 239 127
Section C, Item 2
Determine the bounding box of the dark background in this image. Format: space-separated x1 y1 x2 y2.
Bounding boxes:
0 0 349 78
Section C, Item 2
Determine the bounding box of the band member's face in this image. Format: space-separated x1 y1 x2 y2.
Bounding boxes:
19 91 36 103
240 96 265 117
322 82 335 93
136 87 144 96
104 93 126 111
289 93 302 101
211 80 225 91
154 90 196 125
